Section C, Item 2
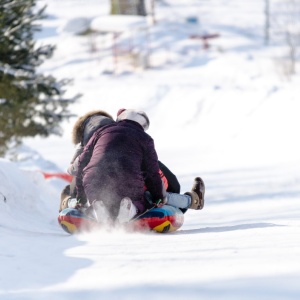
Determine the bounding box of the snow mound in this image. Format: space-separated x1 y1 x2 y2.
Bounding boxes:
59 17 92 35
0 157 64 233
7 144 63 173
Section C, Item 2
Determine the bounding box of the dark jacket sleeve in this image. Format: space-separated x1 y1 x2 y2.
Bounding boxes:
67 144 84 175
142 139 164 202
158 160 181 193
75 135 97 203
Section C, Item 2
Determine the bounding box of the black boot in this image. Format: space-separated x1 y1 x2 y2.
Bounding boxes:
184 177 205 210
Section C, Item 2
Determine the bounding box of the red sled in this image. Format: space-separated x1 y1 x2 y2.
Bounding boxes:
58 205 184 234
42 172 73 183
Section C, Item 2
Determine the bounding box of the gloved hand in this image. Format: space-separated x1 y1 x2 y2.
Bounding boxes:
75 191 87 206
154 197 167 208
67 198 79 208
68 198 87 211
144 191 167 208
144 191 154 209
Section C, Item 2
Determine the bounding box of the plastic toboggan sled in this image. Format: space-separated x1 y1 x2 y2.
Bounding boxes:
58 205 184 234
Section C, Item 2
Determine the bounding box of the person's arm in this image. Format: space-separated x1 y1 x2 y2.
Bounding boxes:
75 137 96 204
158 160 181 193
67 144 84 175
143 139 164 204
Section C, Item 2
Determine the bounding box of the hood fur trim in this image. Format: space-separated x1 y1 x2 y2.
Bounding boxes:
72 110 113 145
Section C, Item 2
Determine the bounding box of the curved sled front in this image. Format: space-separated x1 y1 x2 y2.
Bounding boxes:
58 205 184 234
58 208 99 234
130 205 184 233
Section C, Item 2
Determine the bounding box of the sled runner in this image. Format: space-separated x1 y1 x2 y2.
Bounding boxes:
58 205 184 234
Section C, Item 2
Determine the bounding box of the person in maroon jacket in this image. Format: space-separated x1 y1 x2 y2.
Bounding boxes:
61 109 205 223
59 110 115 212
75 109 164 222
59 109 182 213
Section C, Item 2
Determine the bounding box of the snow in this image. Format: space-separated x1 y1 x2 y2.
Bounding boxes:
91 15 149 32
1 0 300 299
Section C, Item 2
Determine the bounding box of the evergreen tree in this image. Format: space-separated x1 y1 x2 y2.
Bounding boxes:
0 0 80 156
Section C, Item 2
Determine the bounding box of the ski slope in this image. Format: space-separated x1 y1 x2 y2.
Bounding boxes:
1 0 300 299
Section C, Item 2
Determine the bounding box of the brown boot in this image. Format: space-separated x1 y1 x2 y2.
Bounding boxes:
59 185 71 212
185 177 205 210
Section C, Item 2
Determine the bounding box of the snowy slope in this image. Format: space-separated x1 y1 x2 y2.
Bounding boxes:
1 0 300 299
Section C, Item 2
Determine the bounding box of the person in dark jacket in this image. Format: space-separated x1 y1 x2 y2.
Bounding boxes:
115 109 205 216
68 110 115 176
60 109 205 222
59 109 180 213
59 110 114 212
75 109 163 221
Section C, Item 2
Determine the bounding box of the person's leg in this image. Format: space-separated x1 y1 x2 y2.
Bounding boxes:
165 192 191 209
185 177 205 210
117 197 138 223
158 160 181 193
166 177 205 210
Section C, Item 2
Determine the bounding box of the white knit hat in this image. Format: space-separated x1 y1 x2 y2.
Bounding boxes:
116 109 150 131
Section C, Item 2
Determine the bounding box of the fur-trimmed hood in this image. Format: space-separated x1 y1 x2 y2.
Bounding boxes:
72 110 114 145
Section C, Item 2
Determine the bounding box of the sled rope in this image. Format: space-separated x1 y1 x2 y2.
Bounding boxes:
130 199 162 221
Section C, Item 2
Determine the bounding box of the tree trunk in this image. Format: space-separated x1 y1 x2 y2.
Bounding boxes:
110 0 147 16
137 0 146 16
264 0 270 45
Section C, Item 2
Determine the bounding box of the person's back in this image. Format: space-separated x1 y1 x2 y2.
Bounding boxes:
59 110 114 212
76 116 163 220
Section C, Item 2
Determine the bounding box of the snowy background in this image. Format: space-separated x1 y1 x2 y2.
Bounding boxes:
1 0 300 299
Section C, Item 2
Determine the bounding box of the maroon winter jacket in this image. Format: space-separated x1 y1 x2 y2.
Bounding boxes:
76 120 163 218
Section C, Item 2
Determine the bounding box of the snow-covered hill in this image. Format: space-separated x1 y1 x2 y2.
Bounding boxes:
1 0 300 299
